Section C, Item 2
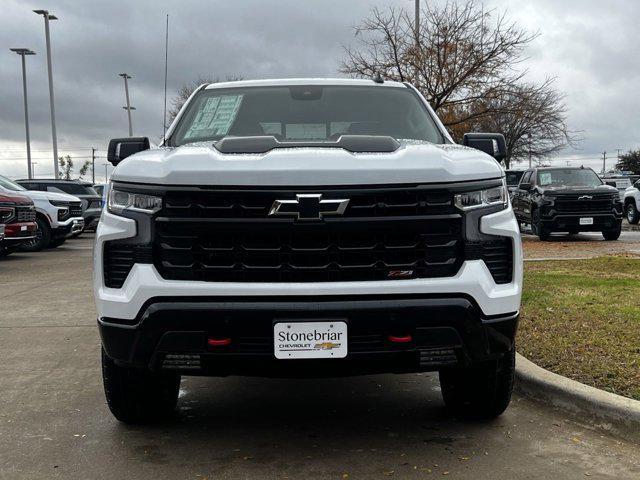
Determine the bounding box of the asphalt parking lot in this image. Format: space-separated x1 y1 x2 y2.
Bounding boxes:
1 234 640 479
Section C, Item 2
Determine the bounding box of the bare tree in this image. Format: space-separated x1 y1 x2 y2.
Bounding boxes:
341 1 576 166
462 80 580 168
167 75 243 124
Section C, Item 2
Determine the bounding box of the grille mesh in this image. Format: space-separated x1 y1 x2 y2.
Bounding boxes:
154 217 463 282
102 186 514 287
103 243 152 288
162 188 455 219
554 194 614 213
465 239 513 284
16 206 35 222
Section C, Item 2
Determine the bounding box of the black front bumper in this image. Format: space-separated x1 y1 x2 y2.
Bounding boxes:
539 211 622 232
99 295 518 377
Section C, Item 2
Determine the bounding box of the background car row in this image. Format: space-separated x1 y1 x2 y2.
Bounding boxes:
0 175 103 256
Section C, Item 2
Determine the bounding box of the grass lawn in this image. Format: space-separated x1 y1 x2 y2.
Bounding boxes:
518 256 640 401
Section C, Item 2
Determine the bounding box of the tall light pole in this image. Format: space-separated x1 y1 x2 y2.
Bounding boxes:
33 10 59 178
119 73 135 136
413 0 421 86
10 48 36 179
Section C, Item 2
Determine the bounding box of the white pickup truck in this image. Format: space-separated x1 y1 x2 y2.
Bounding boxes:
0 175 84 250
94 78 522 424
623 178 640 224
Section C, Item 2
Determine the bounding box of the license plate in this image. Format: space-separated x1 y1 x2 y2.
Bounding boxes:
579 217 594 225
274 321 347 359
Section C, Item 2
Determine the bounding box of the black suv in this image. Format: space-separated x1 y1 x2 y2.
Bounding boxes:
17 179 102 232
512 167 623 240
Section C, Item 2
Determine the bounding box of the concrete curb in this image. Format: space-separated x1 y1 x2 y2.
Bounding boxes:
515 353 640 440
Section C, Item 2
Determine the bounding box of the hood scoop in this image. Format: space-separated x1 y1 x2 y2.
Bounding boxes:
213 135 400 154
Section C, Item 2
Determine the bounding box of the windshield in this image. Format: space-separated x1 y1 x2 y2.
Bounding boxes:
537 169 603 188
0 175 26 192
171 85 445 146
505 171 524 186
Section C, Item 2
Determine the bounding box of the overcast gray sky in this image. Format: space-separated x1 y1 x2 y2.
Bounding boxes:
1 0 639 181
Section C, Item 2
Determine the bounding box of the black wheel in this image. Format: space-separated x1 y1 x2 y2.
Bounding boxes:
531 209 551 241
439 347 515 419
101 349 180 424
626 202 640 225
19 217 51 252
48 238 66 248
602 225 622 241
0 246 12 258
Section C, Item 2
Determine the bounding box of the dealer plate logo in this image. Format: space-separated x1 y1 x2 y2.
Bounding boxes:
274 321 348 359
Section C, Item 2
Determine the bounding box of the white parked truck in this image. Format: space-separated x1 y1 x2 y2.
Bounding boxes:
0 175 84 250
623 178 640 224
94 78 523 423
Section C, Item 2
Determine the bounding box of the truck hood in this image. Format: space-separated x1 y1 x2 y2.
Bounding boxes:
538 185 618 195
21 190 81 203
111 141 503 186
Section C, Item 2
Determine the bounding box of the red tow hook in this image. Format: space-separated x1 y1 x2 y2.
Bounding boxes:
207 337 232 347
388 335 412 343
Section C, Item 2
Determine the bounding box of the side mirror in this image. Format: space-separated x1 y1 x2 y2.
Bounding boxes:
463 133 507 161
519 183 532 191
107 137 150 166
605 181 617 188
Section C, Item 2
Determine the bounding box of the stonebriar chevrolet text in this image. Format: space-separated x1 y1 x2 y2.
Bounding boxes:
94 78 523 423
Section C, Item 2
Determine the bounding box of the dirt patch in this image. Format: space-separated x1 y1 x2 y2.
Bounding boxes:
522 235 640 259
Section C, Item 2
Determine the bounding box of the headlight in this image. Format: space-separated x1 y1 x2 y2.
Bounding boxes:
454 179 508 211
107 183 162 215
49 200 70 207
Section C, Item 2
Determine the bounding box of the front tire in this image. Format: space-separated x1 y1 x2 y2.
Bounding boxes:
531 210 551 241
20 217 51 252
101 349 181 424
439 347 515 419
626 202 640 224
602 225 622 241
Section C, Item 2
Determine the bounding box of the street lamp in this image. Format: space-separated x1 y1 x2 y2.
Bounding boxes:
118 73 135 136
33 9 59 178
9 48 36 179
412 0 420 86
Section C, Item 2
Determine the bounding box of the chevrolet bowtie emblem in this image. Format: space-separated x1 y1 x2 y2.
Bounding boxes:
269 194 349 220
